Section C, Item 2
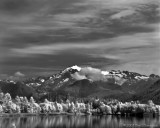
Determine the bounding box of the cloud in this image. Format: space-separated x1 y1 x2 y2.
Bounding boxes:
71 72 87 80
11 32 156 56
0 71 25 80
87 0 160 9
107 60 160 76
8 71 25 81
0 0 160 78
14 71 25 77
110 10 135 19
80 67 103 81
1 0 159 51
3 30 158 77
71 67 107 81
11 43 97 56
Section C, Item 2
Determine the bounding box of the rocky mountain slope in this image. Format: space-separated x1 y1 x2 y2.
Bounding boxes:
0 65 159 103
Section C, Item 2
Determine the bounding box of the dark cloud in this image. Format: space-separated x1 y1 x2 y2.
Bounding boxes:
1 51 120 77
0 0 32 14
0 0 160 78
135 3 160 23
0 0 83 15
1 0 159 50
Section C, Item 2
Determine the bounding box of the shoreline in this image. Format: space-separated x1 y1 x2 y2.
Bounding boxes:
0 112 89 117
0 112 159 117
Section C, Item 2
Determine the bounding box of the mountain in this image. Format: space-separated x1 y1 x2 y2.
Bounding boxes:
0 65 159 103
0 80 38 99
136 79 160 104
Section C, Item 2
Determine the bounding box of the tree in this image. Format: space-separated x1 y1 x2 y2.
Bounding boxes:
30 97 35 104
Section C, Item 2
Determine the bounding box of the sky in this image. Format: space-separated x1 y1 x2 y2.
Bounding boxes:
0 0 160 79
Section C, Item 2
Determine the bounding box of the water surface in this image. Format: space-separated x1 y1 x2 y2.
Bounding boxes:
0 115 160 128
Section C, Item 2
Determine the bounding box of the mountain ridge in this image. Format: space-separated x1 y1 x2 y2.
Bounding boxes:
0 65 159 103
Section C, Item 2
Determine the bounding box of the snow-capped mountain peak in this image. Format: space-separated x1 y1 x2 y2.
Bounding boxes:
70 65 81 71
61 65 81 75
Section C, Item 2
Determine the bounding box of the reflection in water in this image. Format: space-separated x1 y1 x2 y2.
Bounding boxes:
0 115 160 128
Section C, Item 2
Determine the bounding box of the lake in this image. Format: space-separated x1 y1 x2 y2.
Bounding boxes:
0 115 160 128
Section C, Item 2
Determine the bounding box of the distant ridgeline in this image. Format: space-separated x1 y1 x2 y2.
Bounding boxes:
0 66 160 104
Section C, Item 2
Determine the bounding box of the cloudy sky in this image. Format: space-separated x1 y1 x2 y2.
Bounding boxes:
0 0 160 79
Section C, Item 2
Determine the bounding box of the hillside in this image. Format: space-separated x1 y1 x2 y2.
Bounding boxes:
136 79 160 104
0 80 38 99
